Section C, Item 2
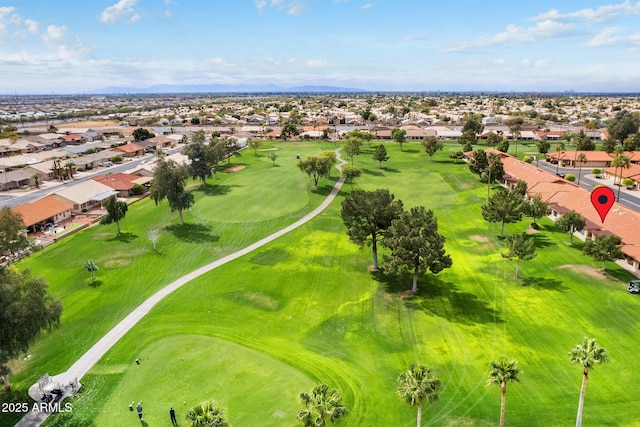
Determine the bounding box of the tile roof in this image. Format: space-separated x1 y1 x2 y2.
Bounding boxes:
12 195 72 227
496 150 640 259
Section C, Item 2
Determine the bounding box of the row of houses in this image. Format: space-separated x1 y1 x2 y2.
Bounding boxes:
488 149 640 272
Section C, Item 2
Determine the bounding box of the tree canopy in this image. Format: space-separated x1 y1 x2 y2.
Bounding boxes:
421 136 443 160
184 140 213 184
502 232 537 278
297 154 333 186
487 358 522 427
100 195 128 235
372 144 390 168
132 127 155 141
340 189 404 270
185 400 230 427
0 268 62 387
397 363 442 427
297 383 349 427
555 210 585 245
392 128 407 151
0 207 31 260
583 234 623 272
481 189 526 235
383 206 452 293
149 158 194 225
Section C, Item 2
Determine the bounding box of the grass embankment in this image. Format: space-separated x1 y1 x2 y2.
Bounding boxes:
3 140 640 426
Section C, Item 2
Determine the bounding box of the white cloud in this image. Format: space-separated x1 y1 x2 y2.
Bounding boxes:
41 24 67 44
257 0 307 15
584 27 621 46
628 31 640 49
361 3 373 9
287 57 297 63
24 19 38 34
532 1 640 23
205 57 228 65
307 59 328 68
255 0 267 14
100 0 141 24
443 20 575 52
288 1 307 15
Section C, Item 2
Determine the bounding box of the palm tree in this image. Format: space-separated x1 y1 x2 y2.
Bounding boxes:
397 363 443 427
569 337 609 427
64 161 76 179
487 358 522 427
611 154 630 201
297 384 349 427
576 153 587 185
185 401 230 427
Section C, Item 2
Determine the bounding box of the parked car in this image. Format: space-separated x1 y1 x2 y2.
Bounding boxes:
99 161 113 167
628 280 640 294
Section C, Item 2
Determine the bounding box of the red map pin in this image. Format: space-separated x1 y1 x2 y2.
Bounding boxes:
591 186 615 223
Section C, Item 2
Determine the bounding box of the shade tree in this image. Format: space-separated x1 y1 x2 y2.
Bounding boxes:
100 195 128 235
582 234 623 272
555 210 585 245
421 136 443 161
481 189 526 235
392 128 407 151
502 232 537 278
0 268 62 388
184 140 213 184
372 144 390 168
383 206 452 293
340 189 404 270
150 158 195 225
297 155 333 186
0 207 32 260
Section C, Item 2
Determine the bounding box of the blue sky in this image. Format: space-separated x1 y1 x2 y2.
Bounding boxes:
1 0 639 93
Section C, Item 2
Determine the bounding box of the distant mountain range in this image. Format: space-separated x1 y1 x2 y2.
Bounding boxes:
88 84 367 94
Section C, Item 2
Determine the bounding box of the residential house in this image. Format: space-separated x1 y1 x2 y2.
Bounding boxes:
114 143 144 158
495 150 640 273
51 180 117 213
12 195 73 233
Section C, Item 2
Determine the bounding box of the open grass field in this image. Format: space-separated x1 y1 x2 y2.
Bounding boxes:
3 139 640 426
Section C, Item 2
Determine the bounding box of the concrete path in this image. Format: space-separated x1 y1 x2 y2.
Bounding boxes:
15 151 346 427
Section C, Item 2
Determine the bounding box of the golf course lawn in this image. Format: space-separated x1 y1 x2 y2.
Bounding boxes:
4 140 640 426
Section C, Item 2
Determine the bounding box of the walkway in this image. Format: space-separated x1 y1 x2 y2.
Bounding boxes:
15 151 347 427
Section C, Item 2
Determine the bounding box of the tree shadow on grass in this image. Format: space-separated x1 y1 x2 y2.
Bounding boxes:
520 276 568 292
362 168 384 176
165 223 219 244
531 234 555 249
373 270 504 325
107 232 138 243
383 167 401 173
314 183 336 196
88 279 103 288
195 184 243 197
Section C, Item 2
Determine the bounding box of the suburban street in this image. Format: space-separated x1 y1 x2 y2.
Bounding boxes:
0 145 184 209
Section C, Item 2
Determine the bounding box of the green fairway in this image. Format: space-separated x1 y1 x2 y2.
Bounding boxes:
4 140 640 426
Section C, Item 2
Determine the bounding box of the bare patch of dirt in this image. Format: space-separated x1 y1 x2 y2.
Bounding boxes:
62 120 121 128
223 165 246 173
470 235 490 243
557 264 608 279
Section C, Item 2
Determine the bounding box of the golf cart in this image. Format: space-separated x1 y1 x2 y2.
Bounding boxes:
628 280 640 294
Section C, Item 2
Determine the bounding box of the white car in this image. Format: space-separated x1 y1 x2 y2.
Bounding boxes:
628 280 640 294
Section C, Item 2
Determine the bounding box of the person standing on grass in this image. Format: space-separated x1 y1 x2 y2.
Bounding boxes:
137 402 143 421
170 407 177 425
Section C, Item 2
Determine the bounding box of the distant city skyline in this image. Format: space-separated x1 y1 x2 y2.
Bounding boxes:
1 0 640 94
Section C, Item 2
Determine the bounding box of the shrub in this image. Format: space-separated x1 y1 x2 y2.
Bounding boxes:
591 168 602 175
111 155 123 163
523 156 533 163
622 178 634 187
564 174 576 182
